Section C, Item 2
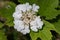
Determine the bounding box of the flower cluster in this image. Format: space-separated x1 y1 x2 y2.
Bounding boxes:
13 3 43 35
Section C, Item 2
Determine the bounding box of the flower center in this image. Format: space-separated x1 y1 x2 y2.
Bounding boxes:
21 11 36 25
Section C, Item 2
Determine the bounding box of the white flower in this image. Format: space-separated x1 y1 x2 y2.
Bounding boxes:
13 3 43 35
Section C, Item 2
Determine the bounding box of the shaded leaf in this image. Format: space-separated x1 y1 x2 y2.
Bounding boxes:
0 1 16 27
38 0 59 19
0 22 3 28
53 19 60 34
0 30 7 40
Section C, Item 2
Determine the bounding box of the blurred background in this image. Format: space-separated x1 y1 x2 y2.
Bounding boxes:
0 0 60 40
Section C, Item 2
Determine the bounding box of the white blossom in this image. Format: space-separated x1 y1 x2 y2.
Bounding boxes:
13 3 43 35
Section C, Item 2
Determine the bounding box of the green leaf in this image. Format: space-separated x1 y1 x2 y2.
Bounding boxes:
18 0 37 4
18 0 59 19
0 22 3 28
30 20 56 40
0 30 7 40
53 19 60 34
38 0 60 19
0 2 16 27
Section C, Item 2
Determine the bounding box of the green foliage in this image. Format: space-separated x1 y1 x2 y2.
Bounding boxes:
0 2 16 27
0 30 7 40
0 0 60 40
53 19 60 34
38 0 59 19
18 0 37 4
30 20 56 40
0 22 3 28
18 0 59 19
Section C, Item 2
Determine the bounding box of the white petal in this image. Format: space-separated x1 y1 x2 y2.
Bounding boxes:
13 11 22 19
20 25 30 34
32 4 39 12
35 16 43 29
14 20 24 25
25 3 32 11
30 16 43 30
21 29 30 35
30 20 36 26
14 25 23 31
14 20 25 31
35 16 41 21
37 21 43 29
15 4 26 12
25 26 30 33
17 25 24 31
14 25 18 29
31 26 38 32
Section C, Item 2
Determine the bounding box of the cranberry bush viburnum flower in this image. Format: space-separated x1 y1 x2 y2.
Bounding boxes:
13 3 43 35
